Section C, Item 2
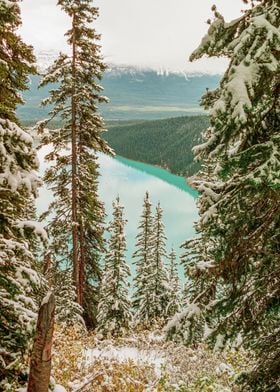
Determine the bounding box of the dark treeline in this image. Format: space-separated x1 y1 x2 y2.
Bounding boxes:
26 115 208 178
106 115 209 177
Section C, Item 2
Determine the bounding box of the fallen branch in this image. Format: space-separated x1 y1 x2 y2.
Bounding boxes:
70 371 103 392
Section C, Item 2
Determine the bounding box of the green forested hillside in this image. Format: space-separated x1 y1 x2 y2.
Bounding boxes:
105 115 208 177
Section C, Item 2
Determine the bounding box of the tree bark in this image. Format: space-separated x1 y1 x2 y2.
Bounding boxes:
27 292 55 392
71 12 80 304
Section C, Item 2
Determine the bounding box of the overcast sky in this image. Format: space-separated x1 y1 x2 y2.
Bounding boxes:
19 0 247 73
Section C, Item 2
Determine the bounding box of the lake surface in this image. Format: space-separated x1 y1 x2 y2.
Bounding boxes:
37 151 198 282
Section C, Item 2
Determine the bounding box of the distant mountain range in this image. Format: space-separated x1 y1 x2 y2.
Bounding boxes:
18 53 215 177
18 52 220 123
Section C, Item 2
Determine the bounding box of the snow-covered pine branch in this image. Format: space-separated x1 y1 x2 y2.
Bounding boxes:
0 1 44 387
173 2 280 390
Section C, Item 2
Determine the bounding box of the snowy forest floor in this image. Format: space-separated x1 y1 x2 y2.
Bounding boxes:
51 325 252 392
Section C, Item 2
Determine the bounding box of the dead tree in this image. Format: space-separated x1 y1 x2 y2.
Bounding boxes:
27 291 55 392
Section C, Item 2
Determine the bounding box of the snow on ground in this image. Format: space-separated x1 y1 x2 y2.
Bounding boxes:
84 345 165 377
52 326 252 391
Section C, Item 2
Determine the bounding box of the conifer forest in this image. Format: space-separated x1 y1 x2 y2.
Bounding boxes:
0 0 279 391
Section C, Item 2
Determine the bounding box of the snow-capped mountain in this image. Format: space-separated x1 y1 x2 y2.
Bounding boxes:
35 51 220 78
19 52 221 123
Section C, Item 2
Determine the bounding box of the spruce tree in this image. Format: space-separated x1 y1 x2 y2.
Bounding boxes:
168 1 280 390
39 0 112 326
0 0 44 387
166 249 181 317
148 203 169 321
97 197 131 336
54 269 85 328
0 0 36 122
132 192 154 325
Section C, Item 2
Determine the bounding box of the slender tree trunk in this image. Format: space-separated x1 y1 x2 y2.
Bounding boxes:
71 12 80 303
77 137 85 306
43 250 52 286
79 220 85 306
27 292 55 392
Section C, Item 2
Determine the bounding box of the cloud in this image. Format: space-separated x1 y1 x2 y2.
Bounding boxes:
19 0 248 72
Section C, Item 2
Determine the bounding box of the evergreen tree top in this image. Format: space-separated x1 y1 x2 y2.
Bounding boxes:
154 203 166 229
189 0 279 189
58 0 102 53
0 0 36 123
152 202 167 257
97 196 131 336
139 191 152 212
133 192 153 252
58 0 99 21
38 0 112 155
107 196 127 253
190 1 279 123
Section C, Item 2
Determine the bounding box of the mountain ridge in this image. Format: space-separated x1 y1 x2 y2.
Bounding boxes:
35 50 222 77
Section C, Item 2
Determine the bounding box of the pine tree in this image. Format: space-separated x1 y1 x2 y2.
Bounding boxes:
0 0 44 387
39 0 113 326
168 1 280 390
148 203 169 321
132 192 154 325
133 198 171 324
97 197 131 336
166 249 181 317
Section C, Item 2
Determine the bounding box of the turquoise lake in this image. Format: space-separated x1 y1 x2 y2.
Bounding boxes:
37 151 198 282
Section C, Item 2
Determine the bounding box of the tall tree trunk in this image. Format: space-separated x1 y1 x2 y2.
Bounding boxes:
78 142 85 306
71 12 80 304
79 221 85 306
27 292 55 392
